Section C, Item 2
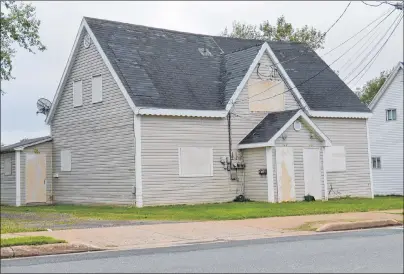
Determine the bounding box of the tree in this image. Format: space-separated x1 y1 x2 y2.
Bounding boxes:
1 0 46 94
221 16 325 50
359 70 391 105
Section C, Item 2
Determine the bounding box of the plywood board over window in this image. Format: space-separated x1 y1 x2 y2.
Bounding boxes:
325 146 346 172
178 147 213 177
4 158 12 175
248 79 285 112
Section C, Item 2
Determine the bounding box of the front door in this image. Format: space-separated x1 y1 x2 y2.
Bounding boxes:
25 153 47 203
303 148 322 200
276 147 295 202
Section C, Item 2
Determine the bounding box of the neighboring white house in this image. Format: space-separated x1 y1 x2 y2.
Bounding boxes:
1 17 375 207
368 62 403 196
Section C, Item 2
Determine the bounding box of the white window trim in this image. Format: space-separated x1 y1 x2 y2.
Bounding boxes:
60 150 72 172
92 74 103 103
178 147 214 177
73 80 83 107
386 109 397 121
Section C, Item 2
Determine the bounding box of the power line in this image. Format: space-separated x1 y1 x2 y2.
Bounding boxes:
361 1 384 7
240 8 393 100
329 12 402 94
349 13 403 86
244 10 397 106
343 11 402 84
251 2 352 71
339 15 387 72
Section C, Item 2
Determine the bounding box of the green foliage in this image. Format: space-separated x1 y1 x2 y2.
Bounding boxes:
221 16 325 50
1 0 46 94
360 70 391 105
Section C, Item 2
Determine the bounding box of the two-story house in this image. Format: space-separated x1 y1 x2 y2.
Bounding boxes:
368 62 403 196
1 17 374 207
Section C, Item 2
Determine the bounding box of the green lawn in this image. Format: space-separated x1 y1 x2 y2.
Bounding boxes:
1 197 402 224
0 236 65 247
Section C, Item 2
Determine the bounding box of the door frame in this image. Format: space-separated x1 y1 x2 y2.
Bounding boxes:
25 153 47 204
276 147 296 202
303 148 322 200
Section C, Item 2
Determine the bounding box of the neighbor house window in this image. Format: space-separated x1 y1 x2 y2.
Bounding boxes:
92 75 102 103
386 109 397 121
178 147 213 177
372 157 381 169
73 80 83 107
61 150 72 171
4 158 12 175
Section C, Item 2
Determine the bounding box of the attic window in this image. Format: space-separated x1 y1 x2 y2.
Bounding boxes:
198 48 212 57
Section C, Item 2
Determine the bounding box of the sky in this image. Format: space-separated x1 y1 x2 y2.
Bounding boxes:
1 1 403 145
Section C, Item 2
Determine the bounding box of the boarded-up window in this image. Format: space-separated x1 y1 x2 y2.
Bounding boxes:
4 158 12 175
92 75 102 103
325 146 346 172
73 80 83 107
179 147 213 177
61 150 72 171
248 79 285 112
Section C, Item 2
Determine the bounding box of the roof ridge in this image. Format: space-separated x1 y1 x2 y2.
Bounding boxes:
84 16 304 46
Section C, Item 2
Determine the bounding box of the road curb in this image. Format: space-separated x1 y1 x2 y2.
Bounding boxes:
316 219 401 232
1 243 103 259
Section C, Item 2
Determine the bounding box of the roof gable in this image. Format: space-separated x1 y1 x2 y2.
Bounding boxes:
369 62 403 110
239 109 332 148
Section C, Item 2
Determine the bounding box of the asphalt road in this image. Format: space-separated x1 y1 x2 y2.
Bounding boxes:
1 228 403 273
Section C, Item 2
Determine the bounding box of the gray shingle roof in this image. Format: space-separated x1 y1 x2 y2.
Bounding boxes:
1 136 52 153
239 110 299 144
85 17 370 113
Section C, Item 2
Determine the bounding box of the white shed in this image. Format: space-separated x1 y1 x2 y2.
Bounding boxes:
1 136 53 206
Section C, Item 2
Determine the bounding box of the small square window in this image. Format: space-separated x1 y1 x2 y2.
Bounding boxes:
386 109 397 121
372 157 381 169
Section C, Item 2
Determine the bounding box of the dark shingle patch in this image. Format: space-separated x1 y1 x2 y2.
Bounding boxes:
1 136 52 153
84 17 370 113
240 110 299 145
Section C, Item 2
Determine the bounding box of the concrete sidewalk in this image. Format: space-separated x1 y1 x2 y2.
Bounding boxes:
3 210 402 251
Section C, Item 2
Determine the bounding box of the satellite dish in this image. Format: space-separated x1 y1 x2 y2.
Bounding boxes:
36 98 52 115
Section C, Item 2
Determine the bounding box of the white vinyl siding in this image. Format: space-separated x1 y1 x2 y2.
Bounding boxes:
0 152 16 205
369 67 403 195
243 148 268 201
51 30 135 205
92 75 102 103
313 118 372 198
60 150 71 172
178 147 213 177
73 80 83 107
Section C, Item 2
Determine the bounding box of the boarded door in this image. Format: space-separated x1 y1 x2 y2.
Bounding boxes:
25 153 46 203
303 148 322 200
276 147 295 202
